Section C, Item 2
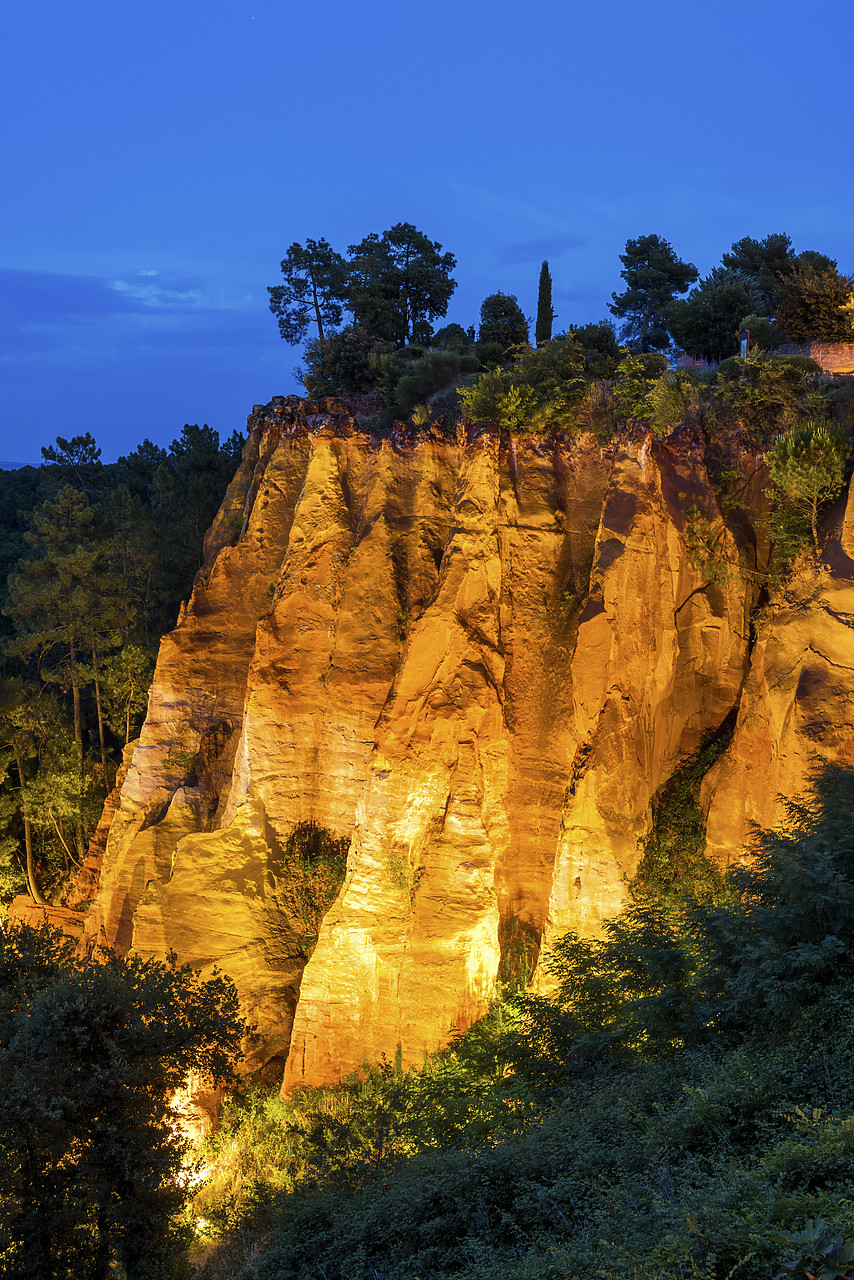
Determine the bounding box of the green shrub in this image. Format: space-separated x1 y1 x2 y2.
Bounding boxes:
393 349 478 414
279 821 349 956
766 419 849 551
740 311 787 351
575 377 619 441
613 351 668 420
712 354 829 442
477 292 529 360
457 369 537 431
197 767 854 1280
645 367 700 435
432 323 471 352
298 326 396 398
509 335 586 427
633 732 731 907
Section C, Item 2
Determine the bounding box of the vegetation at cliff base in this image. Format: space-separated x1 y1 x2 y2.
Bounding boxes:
0 923 243 1280
189 765 854 1280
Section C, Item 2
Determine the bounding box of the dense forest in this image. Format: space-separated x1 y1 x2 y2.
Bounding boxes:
2 225 854 1279
0 424 243 905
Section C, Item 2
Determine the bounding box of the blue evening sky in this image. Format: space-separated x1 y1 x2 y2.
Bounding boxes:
2 0 852 463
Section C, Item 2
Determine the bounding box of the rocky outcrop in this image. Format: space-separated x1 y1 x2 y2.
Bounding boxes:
703 480 854 861
548 427 761 941
76 397 849 1089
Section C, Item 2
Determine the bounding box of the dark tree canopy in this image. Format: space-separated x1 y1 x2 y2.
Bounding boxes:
432 322 470 352
569 319 620 377
610 233 698 352
0 423 243 909
668 269 757 363
477 292 529 361
267 237 348 349
347 222 456 347
721 232 796 313
535 260 555 347
0 924 243 1280
774 262 854 341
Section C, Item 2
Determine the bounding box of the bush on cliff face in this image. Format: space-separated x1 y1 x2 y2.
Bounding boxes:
709 353 830 441
766 419 849 551
280 821 349 956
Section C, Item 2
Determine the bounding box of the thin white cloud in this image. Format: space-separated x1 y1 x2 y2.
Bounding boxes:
110 278 254 312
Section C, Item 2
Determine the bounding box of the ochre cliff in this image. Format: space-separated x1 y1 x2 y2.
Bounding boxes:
27 398 852 1090
703 480 854 860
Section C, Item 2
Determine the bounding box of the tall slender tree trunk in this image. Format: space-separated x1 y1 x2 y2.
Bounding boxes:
14 745 44 904
69 635 87 860
92 640 108 780
311 271 325 351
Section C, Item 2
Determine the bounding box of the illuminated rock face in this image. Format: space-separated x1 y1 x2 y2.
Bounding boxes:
703 481 854 862
84 399 846 1088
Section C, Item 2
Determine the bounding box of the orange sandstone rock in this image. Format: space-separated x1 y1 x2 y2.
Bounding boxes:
84 399 809 1089
703 477 854 863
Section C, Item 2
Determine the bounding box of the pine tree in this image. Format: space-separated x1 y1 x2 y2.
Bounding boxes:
5 488 106 856
535 260 554 347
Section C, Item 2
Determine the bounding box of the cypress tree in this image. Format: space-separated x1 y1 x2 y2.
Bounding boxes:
535 260 554 347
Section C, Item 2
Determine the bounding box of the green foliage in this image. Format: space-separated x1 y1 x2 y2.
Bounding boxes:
509 336 586 427
774 263 854 342
610 233 698 352
535 260 555 347
570 317 621 377
383 843 423 901
95 595 157 722
457 368 537 432
633 733 731 908
0 423 239 908
393 348 479 415
267 237 348 348
298 324 396 398
280 821 349 955
458 335 586 435
194 767 854 1280
0 923 242 1280
645 367 700 435
668 269 757 362
766 419 849 550
712 353 829 442
683 504 740 587
193 1001 532 1226
740 311 786 350
575 377 619 441
721 231 797 314
432 322 471 352
776 1219 854 1279
477 292 529 361
346 222 457 346
613 351 668 419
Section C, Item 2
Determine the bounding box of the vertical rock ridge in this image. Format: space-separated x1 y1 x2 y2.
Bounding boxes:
548 428 755 944
703 475 854 862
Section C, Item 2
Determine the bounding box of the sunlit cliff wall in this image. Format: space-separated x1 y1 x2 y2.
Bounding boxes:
27 397 853 1089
